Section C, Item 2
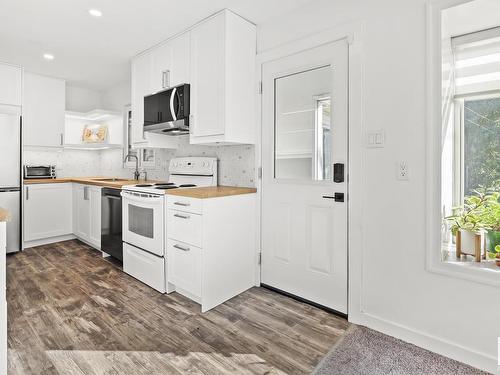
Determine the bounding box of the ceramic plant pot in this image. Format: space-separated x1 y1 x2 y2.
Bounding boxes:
486 230 500 253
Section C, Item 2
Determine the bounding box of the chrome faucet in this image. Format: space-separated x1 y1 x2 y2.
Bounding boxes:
123 154 140 181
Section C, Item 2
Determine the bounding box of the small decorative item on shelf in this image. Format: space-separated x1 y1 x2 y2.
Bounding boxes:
445 188 499 262
82 123 108 143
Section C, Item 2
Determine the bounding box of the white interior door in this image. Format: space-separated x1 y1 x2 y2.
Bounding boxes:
261 40 349 314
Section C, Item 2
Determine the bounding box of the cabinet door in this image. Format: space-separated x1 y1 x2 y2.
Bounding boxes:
131 54 151 145
190 14 225 137
167 239 201 298
24 184 73 241
23 73 65 147
150 42 171 93
0 64 22 106
74 185 90 241
89 186 101 248
170 33 190 86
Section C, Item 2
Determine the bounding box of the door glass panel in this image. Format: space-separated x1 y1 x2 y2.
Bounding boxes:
128 204 154 238
274 65 332 180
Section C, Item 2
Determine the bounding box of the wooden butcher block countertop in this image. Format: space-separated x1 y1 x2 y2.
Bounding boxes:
166 186 257 199
23 177 155 189
0 208 10 222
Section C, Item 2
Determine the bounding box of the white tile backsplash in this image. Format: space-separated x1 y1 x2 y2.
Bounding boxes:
24 143 255 187
23 148 101 177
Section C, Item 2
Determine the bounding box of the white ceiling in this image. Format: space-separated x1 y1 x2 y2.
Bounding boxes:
0 0 312 91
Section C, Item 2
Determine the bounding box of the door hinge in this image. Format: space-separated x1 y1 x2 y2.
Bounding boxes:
258 166 262 179
258 81 262 94
258 252 262 265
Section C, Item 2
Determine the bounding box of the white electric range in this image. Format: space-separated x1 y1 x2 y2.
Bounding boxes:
120 157 217 293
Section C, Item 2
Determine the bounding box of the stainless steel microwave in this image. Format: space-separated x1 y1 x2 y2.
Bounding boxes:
24 165 56 179
143 83 190 135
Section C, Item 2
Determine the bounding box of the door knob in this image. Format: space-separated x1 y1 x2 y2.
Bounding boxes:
322 193 344 202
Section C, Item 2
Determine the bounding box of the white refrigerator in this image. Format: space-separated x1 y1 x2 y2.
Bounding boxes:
0 109 21 253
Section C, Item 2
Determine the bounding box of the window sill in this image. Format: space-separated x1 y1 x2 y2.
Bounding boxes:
427 247 500 288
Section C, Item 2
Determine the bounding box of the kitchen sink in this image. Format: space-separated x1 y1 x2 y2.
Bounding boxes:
92 178 129 182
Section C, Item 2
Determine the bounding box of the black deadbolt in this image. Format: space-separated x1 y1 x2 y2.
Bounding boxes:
334 163 345 183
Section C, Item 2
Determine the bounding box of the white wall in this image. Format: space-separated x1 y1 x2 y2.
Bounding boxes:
65 85 102 112
258 0 499 372
101 81 131 111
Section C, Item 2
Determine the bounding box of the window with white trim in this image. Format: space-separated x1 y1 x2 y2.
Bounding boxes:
441 23 500 266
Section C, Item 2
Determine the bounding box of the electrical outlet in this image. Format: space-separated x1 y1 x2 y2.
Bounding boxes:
397 161 409 180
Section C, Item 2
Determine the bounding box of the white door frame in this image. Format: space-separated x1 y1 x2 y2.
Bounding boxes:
254 22 364 323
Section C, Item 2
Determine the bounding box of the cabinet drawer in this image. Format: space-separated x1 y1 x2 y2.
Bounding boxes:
167 196 202 215
123 243 165 293
167 209 202 247
167 239 201 298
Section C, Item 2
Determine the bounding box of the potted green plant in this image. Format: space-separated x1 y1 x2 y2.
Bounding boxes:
482 191 500 256
445 190 493 260
489 245 500 266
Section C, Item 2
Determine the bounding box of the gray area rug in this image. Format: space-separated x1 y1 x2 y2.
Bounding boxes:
314 325 491 375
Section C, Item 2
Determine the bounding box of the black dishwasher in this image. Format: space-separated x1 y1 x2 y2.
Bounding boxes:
101 188 123 261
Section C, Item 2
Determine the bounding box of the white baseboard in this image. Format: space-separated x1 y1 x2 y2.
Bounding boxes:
357 312 498 374
23 234 76 249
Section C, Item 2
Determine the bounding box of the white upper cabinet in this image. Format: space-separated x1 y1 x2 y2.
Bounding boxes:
150 32 190 93
0 63 22 107
190 10 256 145
169 32 191 87
130 9 255 147
150 42 172 93
131 53 151 145
23 72 65 147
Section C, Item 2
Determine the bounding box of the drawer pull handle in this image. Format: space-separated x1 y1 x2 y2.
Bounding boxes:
174 202 190 206
174 213 190 219
173 244 190 252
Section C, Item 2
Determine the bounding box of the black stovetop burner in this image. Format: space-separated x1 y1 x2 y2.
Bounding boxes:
155 185 179 190
154 182 175 186
136 184 153 187
179 184 197 188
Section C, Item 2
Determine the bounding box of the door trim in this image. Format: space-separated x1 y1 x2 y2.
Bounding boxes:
255 22 364 323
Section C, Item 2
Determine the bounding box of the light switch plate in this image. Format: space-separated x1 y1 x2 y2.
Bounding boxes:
366 130 385 148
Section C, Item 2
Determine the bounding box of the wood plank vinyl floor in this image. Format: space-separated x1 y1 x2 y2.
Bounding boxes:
7 240 348 374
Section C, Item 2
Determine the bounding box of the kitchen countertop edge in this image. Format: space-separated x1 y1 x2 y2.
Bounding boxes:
23 178 152 189
165 186 257 199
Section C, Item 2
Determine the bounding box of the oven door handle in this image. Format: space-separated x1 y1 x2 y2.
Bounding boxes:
120 191 164 203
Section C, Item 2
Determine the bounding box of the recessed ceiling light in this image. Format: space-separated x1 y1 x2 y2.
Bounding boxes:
88 9 102 17
43 53 54 60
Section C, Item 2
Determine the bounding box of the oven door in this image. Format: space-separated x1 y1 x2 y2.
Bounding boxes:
121 191 164 256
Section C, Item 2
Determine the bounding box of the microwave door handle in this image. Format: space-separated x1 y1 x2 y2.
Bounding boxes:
174 89 181 118
170 87 177 121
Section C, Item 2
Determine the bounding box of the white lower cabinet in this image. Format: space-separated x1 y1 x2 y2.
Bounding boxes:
89 186 101 248
24 183 73 242
123 242 165 293
166 193 256 312
73 184 101 249
167 239 201 300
